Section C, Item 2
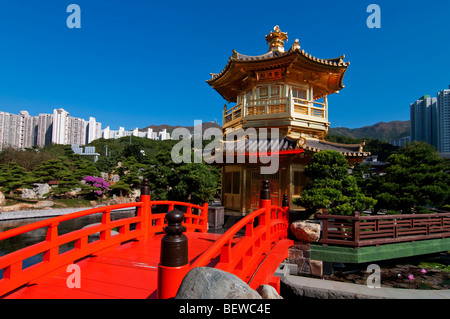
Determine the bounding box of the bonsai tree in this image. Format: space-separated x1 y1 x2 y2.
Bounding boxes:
293 150 376 215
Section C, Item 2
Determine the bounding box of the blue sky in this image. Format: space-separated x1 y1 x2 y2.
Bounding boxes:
0 0 449 129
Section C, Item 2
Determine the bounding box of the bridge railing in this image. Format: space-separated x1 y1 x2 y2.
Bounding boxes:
189 181 290 287
0 178 208 297
156 180 292 299
190 205 288 278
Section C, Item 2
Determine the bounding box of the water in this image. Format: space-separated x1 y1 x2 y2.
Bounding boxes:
0 210 136 279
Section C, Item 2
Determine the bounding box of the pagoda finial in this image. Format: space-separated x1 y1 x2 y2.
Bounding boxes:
291 38 301 51
265 25 288 53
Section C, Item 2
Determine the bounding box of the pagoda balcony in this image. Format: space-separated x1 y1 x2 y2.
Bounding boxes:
292 97 326 118
223 96 328 130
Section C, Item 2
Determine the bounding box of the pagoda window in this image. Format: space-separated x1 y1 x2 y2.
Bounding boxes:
270 85 281 97
293 170 305 195
224 171 240 195
292 88 307 100
245 90 252 102
259 86 269 98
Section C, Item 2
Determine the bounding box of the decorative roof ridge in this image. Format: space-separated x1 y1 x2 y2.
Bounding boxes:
231 49 289 62
288 47 349 67
319 139 365 148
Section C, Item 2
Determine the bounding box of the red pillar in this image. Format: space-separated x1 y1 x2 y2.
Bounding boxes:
201 202 208 233
259 180 271 209
282 194 289 223
259 180 271 251
140 178 151 240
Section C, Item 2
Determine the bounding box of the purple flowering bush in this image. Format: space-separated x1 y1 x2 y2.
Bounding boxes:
83 176 109 196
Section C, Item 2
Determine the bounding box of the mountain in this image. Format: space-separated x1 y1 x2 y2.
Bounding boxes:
141 120 410 142
329 120 410 141
140 122 222 134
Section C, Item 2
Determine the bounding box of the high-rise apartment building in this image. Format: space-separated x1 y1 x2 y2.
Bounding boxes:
86 117 102 144
0 111 38 151
410 86 450 154
52 108 70 145
36 113 53 147
410 95 438 149
437 87 450 153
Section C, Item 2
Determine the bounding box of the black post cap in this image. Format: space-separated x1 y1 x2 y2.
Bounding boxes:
260 180 270 200
164 209 187 235
282 194 289 207
141 178 150 196
160 209 188 267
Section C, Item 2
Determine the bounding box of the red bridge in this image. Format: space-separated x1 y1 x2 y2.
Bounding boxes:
0 180 292 299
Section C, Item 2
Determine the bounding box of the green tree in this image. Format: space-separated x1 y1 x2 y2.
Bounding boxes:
115 156 146 188
0 162 33 193
30 155 99 199
293 150 377 215
109 180 132 196
145 149 174 200
168 163 220 205
367 141 450 213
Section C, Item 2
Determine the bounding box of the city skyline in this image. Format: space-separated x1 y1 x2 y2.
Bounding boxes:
0 1 449 130
0 107 173 151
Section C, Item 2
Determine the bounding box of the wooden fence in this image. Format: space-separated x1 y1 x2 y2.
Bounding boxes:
315 211 450 248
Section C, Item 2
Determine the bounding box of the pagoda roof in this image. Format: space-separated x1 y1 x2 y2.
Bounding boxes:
208 46 349 103
210 136 368 160
207 26 349 103
209 47 348 79
303 138 369 157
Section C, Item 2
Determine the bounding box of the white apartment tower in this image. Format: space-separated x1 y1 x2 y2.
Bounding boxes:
86 117 102 144
52 108 70 145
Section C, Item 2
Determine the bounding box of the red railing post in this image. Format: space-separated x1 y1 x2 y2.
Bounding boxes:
282 194 289 222
43 221 59 262
201 202 208 233
140 178 151 240
259 180 271 210
259 180 271 246
157 209 189 299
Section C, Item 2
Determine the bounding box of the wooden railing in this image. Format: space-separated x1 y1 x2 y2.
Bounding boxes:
224 103 242 124
293 98 325 118
0 180 208 297
223 95 327 127
316 211 450 248
246 97 288 116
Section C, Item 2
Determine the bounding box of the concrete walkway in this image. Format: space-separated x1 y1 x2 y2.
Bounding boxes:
0 207 134 221
280 272 450 299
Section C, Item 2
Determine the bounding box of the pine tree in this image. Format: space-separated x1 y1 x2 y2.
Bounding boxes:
368 141 450 213
293 150 377 215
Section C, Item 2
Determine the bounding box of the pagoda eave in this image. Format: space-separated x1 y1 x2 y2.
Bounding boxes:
207 49 348 102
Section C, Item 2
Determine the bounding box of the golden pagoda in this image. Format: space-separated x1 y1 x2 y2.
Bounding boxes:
208 26 368 213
